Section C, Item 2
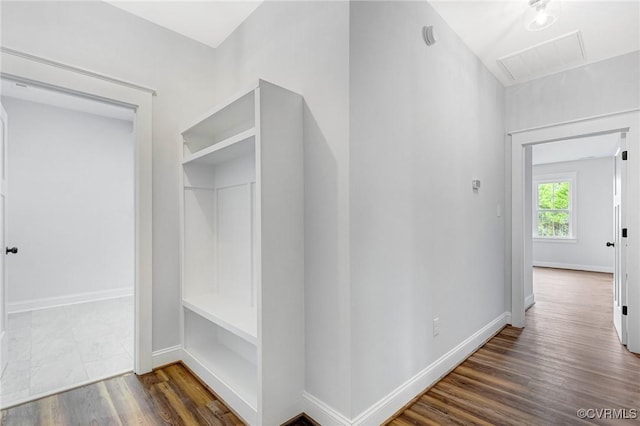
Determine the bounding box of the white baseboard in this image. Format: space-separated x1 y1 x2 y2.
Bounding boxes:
8 287 133 313
525 294 536 310
303 392 351 426
533 261 613 274
303 312 510 426
152 345 183 369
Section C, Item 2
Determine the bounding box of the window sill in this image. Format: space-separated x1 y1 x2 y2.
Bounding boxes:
533 237 577 244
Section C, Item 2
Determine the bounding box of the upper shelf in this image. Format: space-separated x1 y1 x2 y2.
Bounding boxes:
182 128 255 166
182 88 255 155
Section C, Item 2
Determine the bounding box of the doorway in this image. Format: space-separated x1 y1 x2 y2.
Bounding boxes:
509 109 640 354
0 45 154 408
0 81 135 407
528 133 620 315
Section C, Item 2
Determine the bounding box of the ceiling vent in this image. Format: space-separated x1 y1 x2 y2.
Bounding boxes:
498 31 586 83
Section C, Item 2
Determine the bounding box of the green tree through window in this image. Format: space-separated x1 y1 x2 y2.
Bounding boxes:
536 181 571 237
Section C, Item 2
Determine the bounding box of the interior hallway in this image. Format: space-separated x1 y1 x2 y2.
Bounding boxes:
389 267 640 425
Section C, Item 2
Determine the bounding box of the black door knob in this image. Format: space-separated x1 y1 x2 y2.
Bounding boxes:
5 247 17 254
606 242 615 247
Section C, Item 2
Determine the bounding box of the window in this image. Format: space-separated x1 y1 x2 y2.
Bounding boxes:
534 174 575 239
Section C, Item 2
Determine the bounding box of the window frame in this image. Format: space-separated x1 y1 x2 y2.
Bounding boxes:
533 172 577 241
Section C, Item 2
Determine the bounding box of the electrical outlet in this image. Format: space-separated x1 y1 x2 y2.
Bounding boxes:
433 317 440 337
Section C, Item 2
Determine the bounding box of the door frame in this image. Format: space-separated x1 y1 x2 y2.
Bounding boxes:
0 104 8 377
508 109 640 354
0 47 155 373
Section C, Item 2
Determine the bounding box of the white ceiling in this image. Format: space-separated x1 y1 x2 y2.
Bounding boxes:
1 79 135 122
532 133 620 165
99 1 638 85
430 0 640 86
105 0 263 48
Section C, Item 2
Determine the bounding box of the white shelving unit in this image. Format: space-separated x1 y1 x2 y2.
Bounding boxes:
180 80 304 425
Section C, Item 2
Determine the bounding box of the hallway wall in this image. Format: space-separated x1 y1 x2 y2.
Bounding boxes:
213 0 506 420
505 51 640 131
350 0 505 418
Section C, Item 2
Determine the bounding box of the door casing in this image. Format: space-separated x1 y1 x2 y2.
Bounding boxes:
0 104 8 377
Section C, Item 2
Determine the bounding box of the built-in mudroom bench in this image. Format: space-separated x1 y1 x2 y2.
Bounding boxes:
179 80 304 425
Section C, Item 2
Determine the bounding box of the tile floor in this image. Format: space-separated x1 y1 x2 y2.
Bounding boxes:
0 296 133 408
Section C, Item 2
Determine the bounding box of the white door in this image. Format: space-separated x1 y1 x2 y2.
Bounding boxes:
613 132 627 345
0 103 8 376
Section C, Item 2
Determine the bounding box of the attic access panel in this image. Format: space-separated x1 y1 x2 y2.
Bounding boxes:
498 31 586 83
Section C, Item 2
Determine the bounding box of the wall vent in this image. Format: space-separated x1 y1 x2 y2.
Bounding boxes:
498 31 586 82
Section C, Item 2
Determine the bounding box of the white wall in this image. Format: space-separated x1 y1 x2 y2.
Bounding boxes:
505 52 640 315
1 1 218 350
214 0 507 419
506 52 640 132
349 1 505 418
212 1 352 414
3 97 133 307
532 158 614 273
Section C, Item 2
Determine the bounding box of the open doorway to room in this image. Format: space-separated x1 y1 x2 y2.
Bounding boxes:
508 122 640 408
526 133 629 360
509 111 640 356
528 134 620 322
0 79 135 408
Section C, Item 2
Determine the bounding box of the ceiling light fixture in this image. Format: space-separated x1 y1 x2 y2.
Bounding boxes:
527 0 558 31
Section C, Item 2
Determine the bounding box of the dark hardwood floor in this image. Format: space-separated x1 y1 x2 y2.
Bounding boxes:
0 363 244 426
388 267 640 425
3 268 638 425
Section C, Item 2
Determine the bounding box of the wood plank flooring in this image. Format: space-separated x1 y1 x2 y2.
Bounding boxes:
0 363 244 426
388 268 640 425
3 268 638 425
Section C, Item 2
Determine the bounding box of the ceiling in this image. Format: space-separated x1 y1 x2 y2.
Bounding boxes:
99 1 639 85
1 79 135 122
532 133 620 165
430 0 640 86
105 1 263 48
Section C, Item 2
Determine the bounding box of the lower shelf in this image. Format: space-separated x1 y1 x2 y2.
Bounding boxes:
182 349 257 424
183 309 258 424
